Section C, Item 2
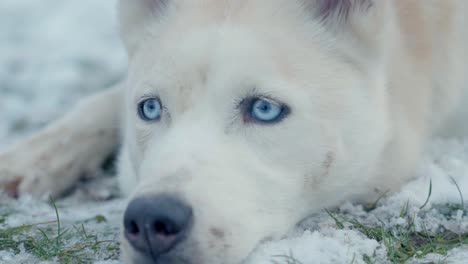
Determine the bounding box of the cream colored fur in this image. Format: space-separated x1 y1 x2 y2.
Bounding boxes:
1 0 467 263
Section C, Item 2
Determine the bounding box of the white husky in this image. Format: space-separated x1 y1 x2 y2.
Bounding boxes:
1 0 468 263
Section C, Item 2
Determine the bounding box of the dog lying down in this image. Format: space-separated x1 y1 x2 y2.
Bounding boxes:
1 0 468 263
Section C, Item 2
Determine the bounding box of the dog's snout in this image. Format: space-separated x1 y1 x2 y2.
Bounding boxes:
123 194 193 257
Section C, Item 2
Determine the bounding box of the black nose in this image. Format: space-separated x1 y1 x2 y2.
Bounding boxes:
123 194 193 257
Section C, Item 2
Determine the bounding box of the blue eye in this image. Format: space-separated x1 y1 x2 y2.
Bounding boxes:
138 98 162 121
249 97 287 123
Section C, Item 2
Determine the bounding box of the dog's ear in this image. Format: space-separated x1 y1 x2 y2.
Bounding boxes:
310 0 374 23
303 0 384 37
118 0 169 54
304 0 389 59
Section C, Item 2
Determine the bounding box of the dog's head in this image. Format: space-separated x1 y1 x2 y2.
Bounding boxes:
118 0 392 263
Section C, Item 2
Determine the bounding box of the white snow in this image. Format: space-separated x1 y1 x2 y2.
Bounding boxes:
0 1 467 264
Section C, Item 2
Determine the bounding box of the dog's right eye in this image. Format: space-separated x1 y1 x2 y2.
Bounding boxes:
138 98 162 121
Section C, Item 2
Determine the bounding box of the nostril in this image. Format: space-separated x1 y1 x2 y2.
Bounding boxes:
153 219 178 236
128 220 140 236
154 220 169 235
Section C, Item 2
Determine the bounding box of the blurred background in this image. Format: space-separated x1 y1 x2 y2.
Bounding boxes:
0 0 127 149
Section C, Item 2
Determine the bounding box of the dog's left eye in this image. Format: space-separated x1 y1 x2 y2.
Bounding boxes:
138 98 162 121
247 97 288 123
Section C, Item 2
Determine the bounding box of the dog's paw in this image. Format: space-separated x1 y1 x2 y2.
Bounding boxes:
0 152 24 198
17 170 62 198
0 168 73 199
0 166 54 199
0 149 76 199
0 169 22 198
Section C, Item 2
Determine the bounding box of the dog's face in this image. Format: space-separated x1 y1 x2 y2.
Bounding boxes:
119 0 391 263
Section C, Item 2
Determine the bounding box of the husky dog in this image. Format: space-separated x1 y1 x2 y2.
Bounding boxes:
1 0 467 263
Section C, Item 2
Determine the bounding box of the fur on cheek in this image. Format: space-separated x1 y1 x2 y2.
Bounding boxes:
303 151 336 190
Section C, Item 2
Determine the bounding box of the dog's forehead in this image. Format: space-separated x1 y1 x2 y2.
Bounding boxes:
126 0 338 111
129 26 276 113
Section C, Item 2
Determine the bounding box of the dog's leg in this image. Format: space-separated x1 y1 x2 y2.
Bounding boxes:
0 86 122 198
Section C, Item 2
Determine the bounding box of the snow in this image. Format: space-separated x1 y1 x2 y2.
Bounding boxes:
247 229 385 264
0 0 467 263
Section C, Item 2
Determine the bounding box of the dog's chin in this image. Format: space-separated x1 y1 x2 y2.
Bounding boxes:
130 250 193 264
127 240 200 264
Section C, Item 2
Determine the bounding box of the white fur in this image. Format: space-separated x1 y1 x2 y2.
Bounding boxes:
1 0 468 263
